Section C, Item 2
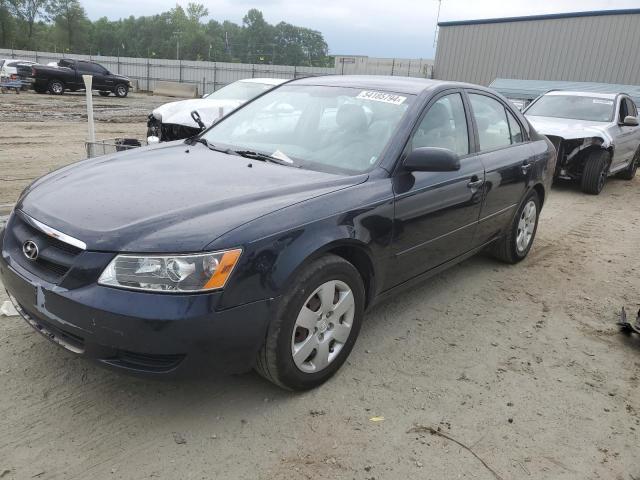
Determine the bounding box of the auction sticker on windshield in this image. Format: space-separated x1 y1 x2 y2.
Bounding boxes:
356 91 407 105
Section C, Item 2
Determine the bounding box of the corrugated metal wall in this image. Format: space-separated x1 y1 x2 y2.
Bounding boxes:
434 12 640 86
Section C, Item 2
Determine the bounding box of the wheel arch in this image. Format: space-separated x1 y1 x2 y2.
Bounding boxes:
287 239 377 309
532 183 546 207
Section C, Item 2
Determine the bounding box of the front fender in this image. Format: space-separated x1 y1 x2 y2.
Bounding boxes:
214 177 395 310
218 217 392 310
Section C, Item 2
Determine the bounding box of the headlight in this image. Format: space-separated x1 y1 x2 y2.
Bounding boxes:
98 249 242 293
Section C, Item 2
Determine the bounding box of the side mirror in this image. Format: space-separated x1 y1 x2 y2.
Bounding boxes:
623 115 639 127
403 147 460 172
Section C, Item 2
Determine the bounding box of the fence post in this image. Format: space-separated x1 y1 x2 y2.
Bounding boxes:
293 65 297 79
251 64 255 78
117 52 120 74
213 63 217 91
202 76 205 96
146 57 150 92
391 58 395 76
179 60 183 82
407 59 411 76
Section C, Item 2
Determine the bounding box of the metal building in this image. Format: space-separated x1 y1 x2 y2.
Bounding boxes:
434 9 640 86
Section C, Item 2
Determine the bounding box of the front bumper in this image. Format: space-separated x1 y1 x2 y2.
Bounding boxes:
0 250 276 376
147 115 201 142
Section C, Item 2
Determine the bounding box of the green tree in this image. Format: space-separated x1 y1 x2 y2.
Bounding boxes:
7 0 50 47
0 0 16 46
48 0 89 52
242 9 273 63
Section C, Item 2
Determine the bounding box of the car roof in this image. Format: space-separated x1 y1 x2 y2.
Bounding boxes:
239 78 287 86
1 58 35 64
288 75 478 95
544 90 618 100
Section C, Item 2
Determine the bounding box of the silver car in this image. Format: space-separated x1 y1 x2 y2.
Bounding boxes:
524 90 640 194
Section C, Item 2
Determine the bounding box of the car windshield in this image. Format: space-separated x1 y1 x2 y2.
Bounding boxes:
525 94 614 122
202 85 413 174
204 81 273 101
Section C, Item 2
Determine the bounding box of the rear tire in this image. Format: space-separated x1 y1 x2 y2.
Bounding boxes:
255 254 365 391
48 79 64 95
491 190 540 264
581 150 610 194
618 147 639 180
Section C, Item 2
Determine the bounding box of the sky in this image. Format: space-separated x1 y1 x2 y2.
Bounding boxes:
81 0 640 59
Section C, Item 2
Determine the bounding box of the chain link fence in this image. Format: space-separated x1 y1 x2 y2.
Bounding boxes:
1 48 434 95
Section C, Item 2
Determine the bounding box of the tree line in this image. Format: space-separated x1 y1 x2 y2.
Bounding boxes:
0 1 333 66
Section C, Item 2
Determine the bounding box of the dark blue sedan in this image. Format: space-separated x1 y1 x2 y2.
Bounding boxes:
0 75 556 390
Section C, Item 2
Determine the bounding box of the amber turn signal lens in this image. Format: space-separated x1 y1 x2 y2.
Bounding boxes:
203 249 242 289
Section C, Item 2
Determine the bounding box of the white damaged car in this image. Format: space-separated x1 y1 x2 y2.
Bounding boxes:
147 77 286 142
524 90 640 194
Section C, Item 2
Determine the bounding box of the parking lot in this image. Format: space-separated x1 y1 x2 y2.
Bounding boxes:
1 91 639 480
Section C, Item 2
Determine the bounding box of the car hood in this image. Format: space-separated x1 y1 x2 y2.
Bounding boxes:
525 115 611 141
152 98 244 129
112 74 130 83
18 143 366 252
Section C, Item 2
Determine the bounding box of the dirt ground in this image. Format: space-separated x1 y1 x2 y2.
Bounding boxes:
1 92 640 480
0 91 175 207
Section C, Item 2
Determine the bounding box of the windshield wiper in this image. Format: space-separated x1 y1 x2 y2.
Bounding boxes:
232 150 299 167
189 137 241 156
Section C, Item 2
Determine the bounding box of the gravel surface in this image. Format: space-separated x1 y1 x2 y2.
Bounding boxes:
0 91 175 206
1 91 640 480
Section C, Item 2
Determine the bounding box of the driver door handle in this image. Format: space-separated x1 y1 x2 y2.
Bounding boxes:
521 161 533 174
467 176 484 189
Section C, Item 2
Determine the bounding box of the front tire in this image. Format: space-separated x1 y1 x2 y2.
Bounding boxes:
581 150 610 194
48 79 64 95
618 148 639 180
491 190 540 264
255 254 365 391
114 84 128 98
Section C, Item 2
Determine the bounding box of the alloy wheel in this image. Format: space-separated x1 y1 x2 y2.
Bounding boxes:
516 200 537 253
291 280 355 373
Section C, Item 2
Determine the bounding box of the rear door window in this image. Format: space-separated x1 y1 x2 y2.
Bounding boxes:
506 109 524 144
469 93 511 151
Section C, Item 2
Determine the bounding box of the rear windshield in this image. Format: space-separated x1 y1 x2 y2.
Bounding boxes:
525 95 614 122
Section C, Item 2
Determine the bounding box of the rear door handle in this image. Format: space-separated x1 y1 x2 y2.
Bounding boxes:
467 176 484 189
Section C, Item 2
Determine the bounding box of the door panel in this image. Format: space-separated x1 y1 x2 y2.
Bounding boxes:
613 97 639 168
391 91 484 286
392 164 485 284
473 144 533 244
467 92 532 244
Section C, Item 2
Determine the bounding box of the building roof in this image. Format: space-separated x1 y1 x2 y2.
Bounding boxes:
489 78 640 104
439 8 640 27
